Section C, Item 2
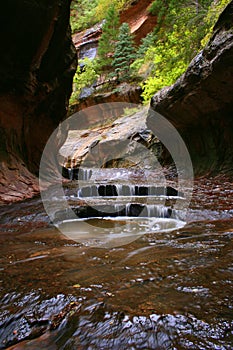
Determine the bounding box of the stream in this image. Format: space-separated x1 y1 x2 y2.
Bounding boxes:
0 172 233 349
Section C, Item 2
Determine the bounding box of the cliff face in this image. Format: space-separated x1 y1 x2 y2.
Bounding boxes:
0 1 77 203
147 2 233 175
120 0 156 45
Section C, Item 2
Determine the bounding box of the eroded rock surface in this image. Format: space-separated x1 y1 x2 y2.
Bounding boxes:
147 2 233 175
61 106 160 170
0 1 76 204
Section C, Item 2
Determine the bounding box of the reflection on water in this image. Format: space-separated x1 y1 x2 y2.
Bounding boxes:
0 176 232 349
57 217 185 248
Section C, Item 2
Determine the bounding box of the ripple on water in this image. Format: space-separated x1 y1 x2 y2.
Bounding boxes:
3 304 232 350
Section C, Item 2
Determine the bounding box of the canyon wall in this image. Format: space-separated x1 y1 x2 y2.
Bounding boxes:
0 1 77 203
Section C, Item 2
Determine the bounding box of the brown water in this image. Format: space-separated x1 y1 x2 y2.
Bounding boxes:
0 176 232 349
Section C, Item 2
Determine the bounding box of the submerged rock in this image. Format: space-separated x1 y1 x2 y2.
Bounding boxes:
147 2 233 175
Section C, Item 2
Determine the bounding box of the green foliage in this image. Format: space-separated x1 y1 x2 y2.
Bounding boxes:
149 0 168 29
69 58 99 105
138 0 224 103
137 32 156 58
95 0 132 21
123 106 141 117
97 5 120 69
70 0 98 33
70 0 132 34
111 23 136 82
69 0 231 106
201 0 232 46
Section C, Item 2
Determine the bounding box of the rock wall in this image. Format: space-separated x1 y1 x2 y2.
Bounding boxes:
147 2 233 175
0 1 77 203
120 0 156 45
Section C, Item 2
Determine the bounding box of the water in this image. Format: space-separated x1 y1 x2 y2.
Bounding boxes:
59 168 185 248
78 42 98 99
57 217 185 248
77 184 180 198
79 44 97 61
0 175 232 349
63 167 92 181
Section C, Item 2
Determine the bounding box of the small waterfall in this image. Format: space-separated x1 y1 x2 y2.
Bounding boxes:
129 185 135 196
146 205 172 218
68 168 73 180
72 203 173 218
60 168 186 250
116 184 123 196
126 203 131 216
77 184 180 198
114 204 123 216
115 185 135 196
82 169 92 181
63 167 92 181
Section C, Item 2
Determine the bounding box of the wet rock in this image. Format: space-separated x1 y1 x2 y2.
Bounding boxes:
69 83 143 114
147 2 233 175
0 1 77 204
0 292 78 349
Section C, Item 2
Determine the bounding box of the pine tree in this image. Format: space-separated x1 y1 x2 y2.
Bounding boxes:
112 22 135 82
137 32 155 58
97 4 120 69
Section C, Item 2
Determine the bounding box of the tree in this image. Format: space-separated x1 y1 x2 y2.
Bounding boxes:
111 22 135 82
137 32 156 58
97 4 120 69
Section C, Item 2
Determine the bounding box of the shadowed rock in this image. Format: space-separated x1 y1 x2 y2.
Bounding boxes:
0 0 77 203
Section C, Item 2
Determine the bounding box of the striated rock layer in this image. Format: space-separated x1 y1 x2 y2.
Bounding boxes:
147 2 233 175
0 1 77 203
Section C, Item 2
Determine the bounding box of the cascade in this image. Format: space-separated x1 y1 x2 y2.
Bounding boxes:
77 184 180 198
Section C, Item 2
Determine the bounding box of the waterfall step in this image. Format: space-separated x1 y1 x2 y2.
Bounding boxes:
77 184 182 198
62 167 92 181
61 204 174 219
